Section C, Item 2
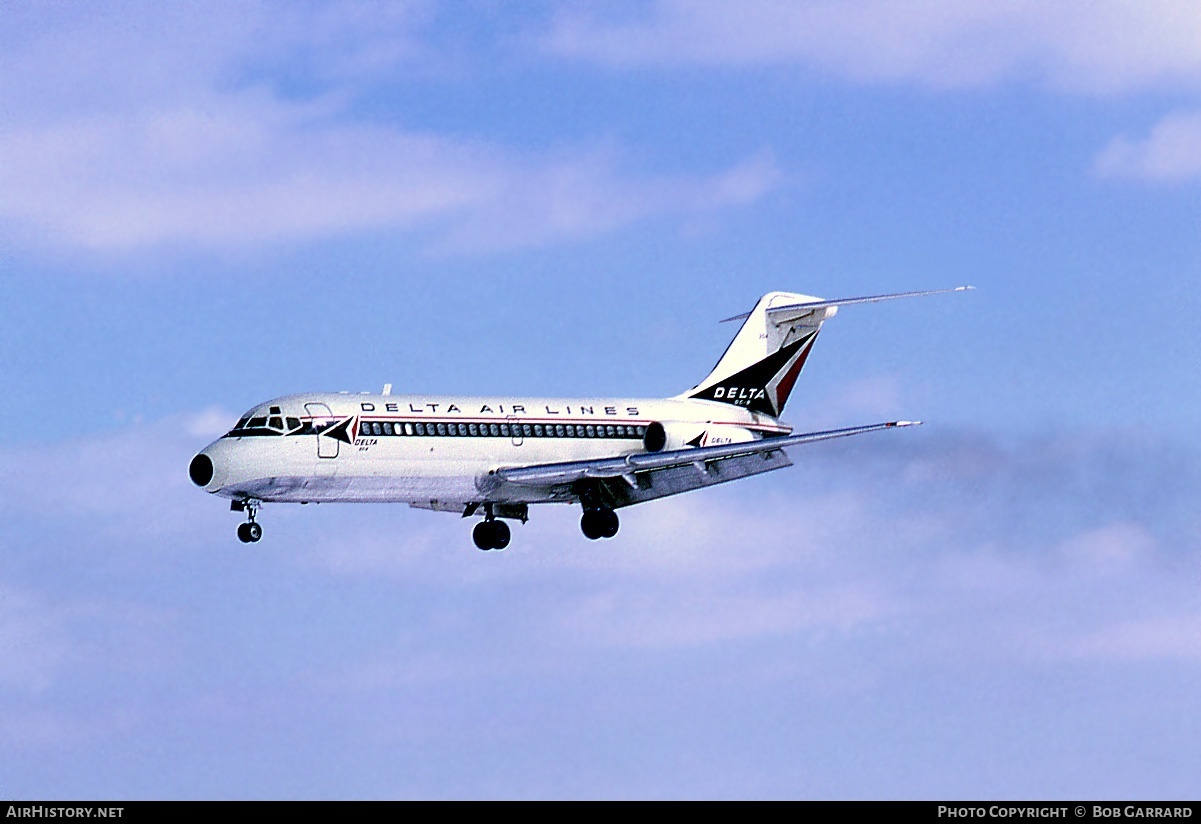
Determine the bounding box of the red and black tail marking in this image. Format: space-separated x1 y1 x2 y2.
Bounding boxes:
687 331 817 416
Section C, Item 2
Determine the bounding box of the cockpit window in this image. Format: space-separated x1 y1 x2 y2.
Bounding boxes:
225 407 300 438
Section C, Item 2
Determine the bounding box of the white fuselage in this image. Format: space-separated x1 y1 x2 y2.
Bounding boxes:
194 392 791 512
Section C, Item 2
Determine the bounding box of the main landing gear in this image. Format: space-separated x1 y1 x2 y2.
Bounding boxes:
575 480 619 541
471 504 511 551
580 507 619 541
473 519 511 551
232 499 263 543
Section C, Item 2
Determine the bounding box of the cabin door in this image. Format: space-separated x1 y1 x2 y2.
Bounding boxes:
306 402 339 459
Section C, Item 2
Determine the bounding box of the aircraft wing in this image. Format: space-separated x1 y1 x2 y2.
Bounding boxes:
486 421 920 507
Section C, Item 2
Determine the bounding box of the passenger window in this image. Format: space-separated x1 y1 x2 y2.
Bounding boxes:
416 423 426 435
490 424 500 436
436 423 447 436
523 424 532 436
586 425 596 437
500 424 510 437
469 423 479 436
534 425 544 437
383 422 393 435
555 425 565 437
405 423 414 435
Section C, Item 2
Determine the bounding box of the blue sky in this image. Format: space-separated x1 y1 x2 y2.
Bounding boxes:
3 0 1201 799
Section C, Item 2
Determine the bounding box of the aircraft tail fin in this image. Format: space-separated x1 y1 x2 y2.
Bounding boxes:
683 287 972 417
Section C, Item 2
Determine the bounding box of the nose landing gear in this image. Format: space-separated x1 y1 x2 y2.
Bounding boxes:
232 499 263 543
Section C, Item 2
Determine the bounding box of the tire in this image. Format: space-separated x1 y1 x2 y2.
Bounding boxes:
491 520 511 550
580 510 605 540
246 522 263 542
473 521 494 550
237 523 252 543
600 509 619 539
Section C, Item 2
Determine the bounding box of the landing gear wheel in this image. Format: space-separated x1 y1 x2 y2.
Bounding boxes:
473 521 494 550
600 508 619 539
581 509 604 540
491 520 511 550
581 508 619 540
473 520 510 551
237 521 263 543
234 499 263 544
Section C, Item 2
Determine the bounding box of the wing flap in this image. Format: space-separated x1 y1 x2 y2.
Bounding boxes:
491 420 920 489
610 448 794 506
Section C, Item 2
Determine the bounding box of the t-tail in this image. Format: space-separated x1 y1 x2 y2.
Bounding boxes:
682 286 973 418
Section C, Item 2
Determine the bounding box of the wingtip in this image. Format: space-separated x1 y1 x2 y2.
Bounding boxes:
954 285 976 292
891 420 923 427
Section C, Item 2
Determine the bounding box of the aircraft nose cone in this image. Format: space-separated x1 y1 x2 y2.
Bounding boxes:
189 453 215 487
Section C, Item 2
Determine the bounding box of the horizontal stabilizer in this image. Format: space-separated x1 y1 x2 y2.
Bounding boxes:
720 285 973 323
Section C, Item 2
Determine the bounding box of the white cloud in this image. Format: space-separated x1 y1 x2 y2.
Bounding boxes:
0 2 776 257
1056 521 1154 574
1073 614 1201 662
789 376 906 430
283 432 1201 663
1094 110 1201 182
0 588 73 693
5 415 1201 682
0 1 430 115
540 0 1201 95
5 417 1201 793
185 407 240 439
0 90 776 255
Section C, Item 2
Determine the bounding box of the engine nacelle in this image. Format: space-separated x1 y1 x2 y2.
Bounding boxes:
643 421 758 453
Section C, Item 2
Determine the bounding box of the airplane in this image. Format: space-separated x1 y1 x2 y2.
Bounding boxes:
189 286 971 549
